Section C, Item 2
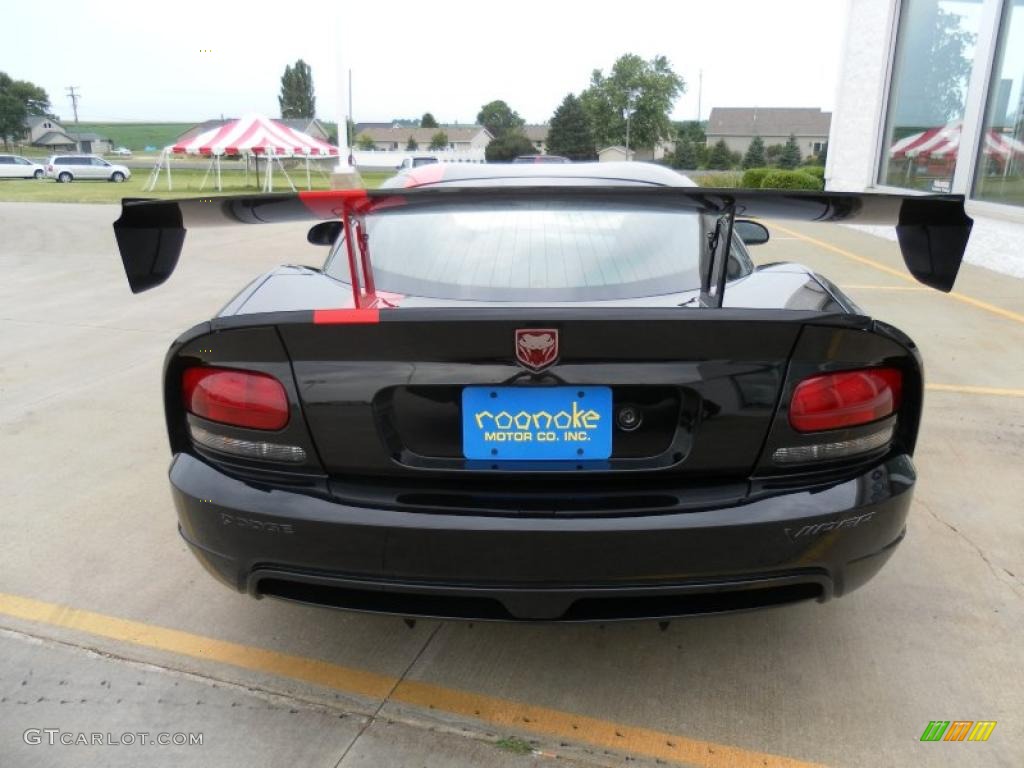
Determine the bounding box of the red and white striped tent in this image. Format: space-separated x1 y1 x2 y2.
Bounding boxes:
146 113 339 192
889 121 1024 162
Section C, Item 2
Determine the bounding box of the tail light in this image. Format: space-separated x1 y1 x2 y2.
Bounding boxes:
182 367 289 430
789 368 902 432
773 367 902 465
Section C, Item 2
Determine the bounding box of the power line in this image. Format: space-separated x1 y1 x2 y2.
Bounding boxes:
66 87 81 123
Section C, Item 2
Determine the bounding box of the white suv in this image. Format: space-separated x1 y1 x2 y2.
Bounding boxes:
0 154 46 179
46 155 131 183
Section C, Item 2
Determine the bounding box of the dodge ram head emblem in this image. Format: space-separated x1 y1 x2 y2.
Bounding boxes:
515 329 559 372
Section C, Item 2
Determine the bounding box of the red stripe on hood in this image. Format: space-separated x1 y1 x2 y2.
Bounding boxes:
313 308 380 324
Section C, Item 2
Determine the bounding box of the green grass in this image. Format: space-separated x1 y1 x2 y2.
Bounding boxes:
0 169 393 204
494 737 534 756
63 122 197 151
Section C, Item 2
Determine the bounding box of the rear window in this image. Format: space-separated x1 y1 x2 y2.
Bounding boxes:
324 200 705 301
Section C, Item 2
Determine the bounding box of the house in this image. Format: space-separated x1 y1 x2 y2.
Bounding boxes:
597 146 635 163
597 142 673 163
705 107 831 157
67 132 113 154
353 121 402 133
23 116 113 153
278 118 331 142
355 125 493 152
523 125 549 154
173 119 230 146
23 116 76 151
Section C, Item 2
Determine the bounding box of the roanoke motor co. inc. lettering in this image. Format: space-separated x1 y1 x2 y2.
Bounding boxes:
474 401 601 442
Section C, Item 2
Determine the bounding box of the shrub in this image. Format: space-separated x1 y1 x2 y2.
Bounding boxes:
706 139 734 170
690 171 743 188
760 170 823 190
741 167 773 188
801 165 825 180
778 134 802 169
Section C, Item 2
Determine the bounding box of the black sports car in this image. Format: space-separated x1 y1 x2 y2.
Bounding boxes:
115 162 972 621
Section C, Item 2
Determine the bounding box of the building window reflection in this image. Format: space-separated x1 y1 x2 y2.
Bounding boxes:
974 0 1024 205
879 0 981 192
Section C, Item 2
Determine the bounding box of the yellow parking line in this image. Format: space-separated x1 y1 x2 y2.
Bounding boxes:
0 591 827 768
926 383 1024 398
770 223 1024 325
0 591 395 699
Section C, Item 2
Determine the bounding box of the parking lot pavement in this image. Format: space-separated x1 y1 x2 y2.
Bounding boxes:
0 201 1021 768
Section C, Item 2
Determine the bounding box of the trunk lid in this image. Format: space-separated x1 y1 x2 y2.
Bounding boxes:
275 307 837 481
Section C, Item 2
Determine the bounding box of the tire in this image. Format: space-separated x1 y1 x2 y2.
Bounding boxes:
111 171 125 183
58 172 72 183
33 169 43 179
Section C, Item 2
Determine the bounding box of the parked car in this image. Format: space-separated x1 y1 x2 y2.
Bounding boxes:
396 156 439 171
112 147 133 157
46 155 131 183
113 162 971 622
513 154 571 163
0 154 46 179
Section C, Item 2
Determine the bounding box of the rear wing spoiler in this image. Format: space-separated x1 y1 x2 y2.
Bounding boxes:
114 187 972 306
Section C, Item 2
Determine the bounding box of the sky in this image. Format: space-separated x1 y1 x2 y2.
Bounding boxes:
3 0 848 125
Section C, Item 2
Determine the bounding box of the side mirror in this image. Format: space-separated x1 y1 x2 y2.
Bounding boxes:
307 221 342 246
734 219 770 246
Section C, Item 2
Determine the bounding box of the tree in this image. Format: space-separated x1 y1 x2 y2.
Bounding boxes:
764 143 784 166
355 133 376 150
485 130 536 162
0 72 52 149
278 59 316 119
669 137 698 169
674 120 706 145
580 53 684 150
706 139 734 170
477 100 525 140
898 6 976 125
406 135 419 150
778 134 802 169
545 93 595 160
742 136 766 169
428 130 449 150
420 112 438 129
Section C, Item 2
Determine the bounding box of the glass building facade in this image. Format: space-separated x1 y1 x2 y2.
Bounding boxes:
876 0 1024 210
973 0 1024 205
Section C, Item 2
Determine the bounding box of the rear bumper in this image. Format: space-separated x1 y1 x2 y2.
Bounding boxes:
172 452 914 621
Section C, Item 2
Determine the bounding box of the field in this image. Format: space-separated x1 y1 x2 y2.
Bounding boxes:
58 122 196 152
21 121 340 154
0 168 393 203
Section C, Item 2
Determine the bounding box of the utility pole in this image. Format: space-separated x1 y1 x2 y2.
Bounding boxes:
624 87 639 160
697 70 703 122
332 25 360 188
66 86 81 123
348 69 353 147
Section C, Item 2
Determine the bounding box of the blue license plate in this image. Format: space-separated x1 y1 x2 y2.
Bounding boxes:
462 386 612 461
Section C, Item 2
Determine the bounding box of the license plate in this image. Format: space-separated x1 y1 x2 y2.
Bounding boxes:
462 386 612 461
